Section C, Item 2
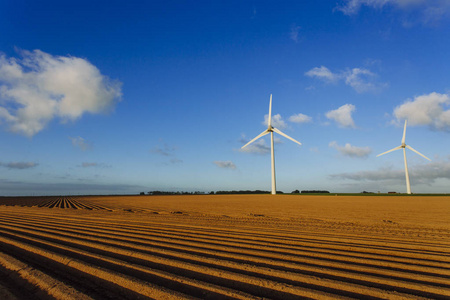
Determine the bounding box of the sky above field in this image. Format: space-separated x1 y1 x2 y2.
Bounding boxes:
1 0 450 195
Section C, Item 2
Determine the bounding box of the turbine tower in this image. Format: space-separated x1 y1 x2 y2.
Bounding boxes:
377 120 431 194
241 94 302 195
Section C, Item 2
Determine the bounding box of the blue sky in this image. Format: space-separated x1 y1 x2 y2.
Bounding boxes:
1 0 450 195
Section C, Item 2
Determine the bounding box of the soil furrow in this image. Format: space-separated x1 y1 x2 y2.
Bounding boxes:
0 227 386 299
1 216 449 283
2 213 448 271
0 235 199 300
9 210 450 255
35 222 450 278
1 221 449 299
1 195 449 300
0 251 93 300
2 217 449 282
34 197 110 210
0 230 321 299
85 223 450 266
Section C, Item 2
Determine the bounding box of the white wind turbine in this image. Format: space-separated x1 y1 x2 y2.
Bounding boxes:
377 120 431 194
241 94 302 195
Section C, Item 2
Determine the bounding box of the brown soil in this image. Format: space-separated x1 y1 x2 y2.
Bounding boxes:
0 194 449 299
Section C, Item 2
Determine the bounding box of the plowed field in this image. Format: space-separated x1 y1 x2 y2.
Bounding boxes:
0 194 449 299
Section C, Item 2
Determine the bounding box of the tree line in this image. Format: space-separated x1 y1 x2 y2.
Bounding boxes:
141 190 331 195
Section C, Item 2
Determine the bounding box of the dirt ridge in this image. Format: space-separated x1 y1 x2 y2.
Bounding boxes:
0 196 449 299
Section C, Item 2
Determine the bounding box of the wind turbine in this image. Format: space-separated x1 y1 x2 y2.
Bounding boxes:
377 120 431 194
241 94 302 195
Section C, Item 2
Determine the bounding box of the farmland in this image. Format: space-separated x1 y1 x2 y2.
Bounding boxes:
0 194 449 299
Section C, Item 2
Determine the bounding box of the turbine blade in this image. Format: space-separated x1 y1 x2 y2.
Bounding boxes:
402 120 407 144
268 94 272 128
406 145 431 161
241 130 269 149
272 127 302 146
376 146 402 157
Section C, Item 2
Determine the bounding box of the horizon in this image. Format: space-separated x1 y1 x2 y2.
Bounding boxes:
1 1 450 196
2 190 450 198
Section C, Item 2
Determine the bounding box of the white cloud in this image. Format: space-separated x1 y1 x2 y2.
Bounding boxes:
0 49 122 136
393 92 450 131
305 65 384 93
337 0 426 15
213 161 237 170
422 3 450 24
289 24 301 43
326 104 356 128
0 161 38 169
70 136 92 151
336 0 450 24
337 0 393 15
289 113 312 124
344 68 378 93
305 66 339 83
263 113 287 129
329 141 372 158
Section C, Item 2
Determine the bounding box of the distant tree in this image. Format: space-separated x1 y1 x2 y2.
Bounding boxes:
292 190 300 194
301 190 330 194
215 190 270 195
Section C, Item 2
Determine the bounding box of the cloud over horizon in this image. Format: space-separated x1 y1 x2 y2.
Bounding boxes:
330 157 450 185
0 178 145 196
0 49 122 136
326 104 357 128
0 161 38 169
330 165 404 182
